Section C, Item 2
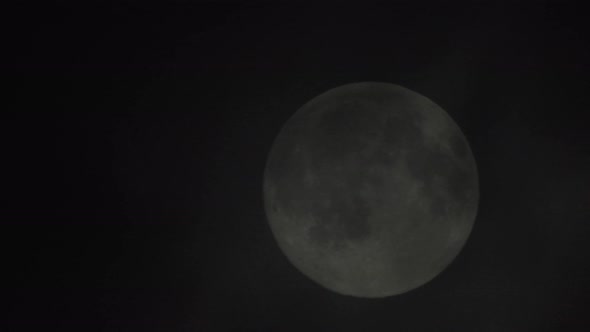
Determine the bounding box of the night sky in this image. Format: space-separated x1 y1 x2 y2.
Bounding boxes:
6 1 590 331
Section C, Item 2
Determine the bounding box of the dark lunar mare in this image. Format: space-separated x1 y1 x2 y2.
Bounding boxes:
264 82 478 297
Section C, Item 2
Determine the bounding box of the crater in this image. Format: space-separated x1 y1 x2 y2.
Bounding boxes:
306 188 373 249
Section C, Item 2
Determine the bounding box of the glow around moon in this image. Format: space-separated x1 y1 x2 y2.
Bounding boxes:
263 82 478 297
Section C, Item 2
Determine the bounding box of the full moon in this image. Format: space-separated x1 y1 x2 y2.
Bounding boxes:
263 82 479 298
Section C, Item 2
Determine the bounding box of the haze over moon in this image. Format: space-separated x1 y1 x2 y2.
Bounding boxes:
263 82 479 298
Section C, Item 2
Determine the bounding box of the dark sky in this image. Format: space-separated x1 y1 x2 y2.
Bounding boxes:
6 1 590 331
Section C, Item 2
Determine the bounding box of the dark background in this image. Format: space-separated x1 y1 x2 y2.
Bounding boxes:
5 1 590 331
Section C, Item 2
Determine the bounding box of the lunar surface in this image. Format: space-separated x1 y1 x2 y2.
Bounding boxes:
263 82 479 297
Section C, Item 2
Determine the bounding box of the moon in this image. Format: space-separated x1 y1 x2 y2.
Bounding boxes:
263 82 478 298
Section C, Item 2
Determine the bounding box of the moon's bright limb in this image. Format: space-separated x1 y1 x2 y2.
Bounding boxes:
264 82 478 297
